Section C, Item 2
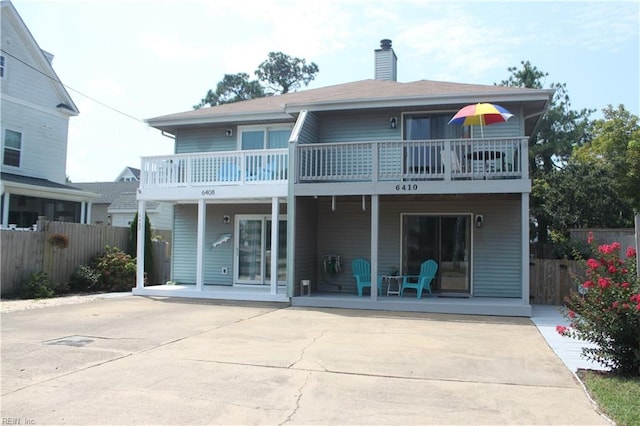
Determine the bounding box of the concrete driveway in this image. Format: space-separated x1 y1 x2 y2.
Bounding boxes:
1 296 608 425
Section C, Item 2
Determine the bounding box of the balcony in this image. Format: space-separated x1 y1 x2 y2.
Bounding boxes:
138 138 529 200
296 137 528 183
140 149 288 189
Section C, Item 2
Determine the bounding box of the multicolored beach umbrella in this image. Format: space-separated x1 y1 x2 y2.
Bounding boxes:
448 103 514 137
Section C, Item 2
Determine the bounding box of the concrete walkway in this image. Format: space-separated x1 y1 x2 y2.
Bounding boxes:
1 296 609 425
531 304 607 373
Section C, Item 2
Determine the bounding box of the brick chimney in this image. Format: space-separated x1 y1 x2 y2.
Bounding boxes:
374 39 397 81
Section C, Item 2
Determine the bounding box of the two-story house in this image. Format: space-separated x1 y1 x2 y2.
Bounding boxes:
134 40 553 317
1 1 96 228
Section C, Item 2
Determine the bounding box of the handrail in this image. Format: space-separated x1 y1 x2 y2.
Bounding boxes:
140 149 288 188
297 137 527 183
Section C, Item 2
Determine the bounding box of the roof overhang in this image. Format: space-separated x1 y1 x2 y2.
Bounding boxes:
283 89 554 113
1 180 99 202
146 110 294 134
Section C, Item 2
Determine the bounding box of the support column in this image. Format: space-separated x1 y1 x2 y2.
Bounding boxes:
522 193 530 305
87 201 93 225
370 195 379 301
136 200 146 289
196 199 206 291
2 192 9 228
80 202 86 224
270 197 279 295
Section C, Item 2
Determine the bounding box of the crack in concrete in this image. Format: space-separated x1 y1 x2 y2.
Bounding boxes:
280 370 312 425
287 330 327 371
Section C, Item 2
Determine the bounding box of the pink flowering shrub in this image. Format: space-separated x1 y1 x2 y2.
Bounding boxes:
558 235 639 375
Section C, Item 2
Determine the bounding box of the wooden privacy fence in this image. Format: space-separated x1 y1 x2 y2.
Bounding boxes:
1 220 170 295
529 258 586 305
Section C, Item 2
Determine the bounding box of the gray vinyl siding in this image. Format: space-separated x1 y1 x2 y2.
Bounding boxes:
317 111 402 143
310 195 522 297
175 127 237 154
293 197 318 294
472 116 521 139
471 199 522 297
172 202 287 285
315 110 522 144
172 205 198 284
297 112 319 144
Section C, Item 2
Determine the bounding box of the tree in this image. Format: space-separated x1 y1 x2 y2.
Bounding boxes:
498 60 594 256
128 212 153 279
193 73 265 109
536 161 633 235
573 105 640 212
255 52 319 94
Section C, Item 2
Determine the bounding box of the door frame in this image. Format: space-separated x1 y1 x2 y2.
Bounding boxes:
399 213 473 295
233 214 287 286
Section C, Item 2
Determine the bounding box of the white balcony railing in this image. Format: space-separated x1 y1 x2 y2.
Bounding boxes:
140 138 528 190
297 137 528 183
140 149 288 188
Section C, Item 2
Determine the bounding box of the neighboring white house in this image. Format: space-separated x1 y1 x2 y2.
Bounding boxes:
0 1 96 228
115 166 140 182
108 191 172 230
73 181 139 226
75 175 173 230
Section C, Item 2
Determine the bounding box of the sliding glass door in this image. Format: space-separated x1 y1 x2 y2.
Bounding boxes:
236 215 287 285
401 214 471 293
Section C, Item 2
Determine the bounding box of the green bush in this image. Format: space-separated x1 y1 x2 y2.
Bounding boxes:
93 246 136 292
69 265 101 292
558 236 640 375
20 272 55 299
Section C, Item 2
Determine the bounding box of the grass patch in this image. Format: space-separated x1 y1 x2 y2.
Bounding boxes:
579 370 640 426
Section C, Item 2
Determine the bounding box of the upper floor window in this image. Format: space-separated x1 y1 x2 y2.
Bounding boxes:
403 114 469 140
0 55 5 78
240 126 290 151
3 129 22 167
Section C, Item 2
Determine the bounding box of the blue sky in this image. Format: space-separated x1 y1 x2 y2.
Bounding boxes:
12 0 640 182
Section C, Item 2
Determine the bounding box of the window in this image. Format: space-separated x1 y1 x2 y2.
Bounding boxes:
239 126 290 150
0 55 5 78
403 114 469 140
3 129 22 167
403 114 469 173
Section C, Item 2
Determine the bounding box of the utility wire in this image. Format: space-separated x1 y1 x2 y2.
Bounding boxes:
1 48 145 124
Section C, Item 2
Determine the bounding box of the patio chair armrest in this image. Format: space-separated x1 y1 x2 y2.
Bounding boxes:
402 275 419 284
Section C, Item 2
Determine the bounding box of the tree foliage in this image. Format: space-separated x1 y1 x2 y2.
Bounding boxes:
194 52 319 109
193 73 265 109
535 161 633 235
573 105 640 211
254 51 319 94
498 60 595 255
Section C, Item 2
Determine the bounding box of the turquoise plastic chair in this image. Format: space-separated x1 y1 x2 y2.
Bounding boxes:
217 162 241 182
351 258 383 297
400 260 438 299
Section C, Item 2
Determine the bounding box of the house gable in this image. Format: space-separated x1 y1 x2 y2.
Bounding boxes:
1 1 78 115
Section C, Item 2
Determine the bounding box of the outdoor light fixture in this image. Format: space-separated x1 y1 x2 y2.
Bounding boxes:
389 117 398 129
476 215 484 229
223 215 230 224
225 129 233 136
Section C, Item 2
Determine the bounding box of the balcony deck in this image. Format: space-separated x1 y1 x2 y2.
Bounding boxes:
138 138 530 200
138 149 289 201
297 137 528 183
